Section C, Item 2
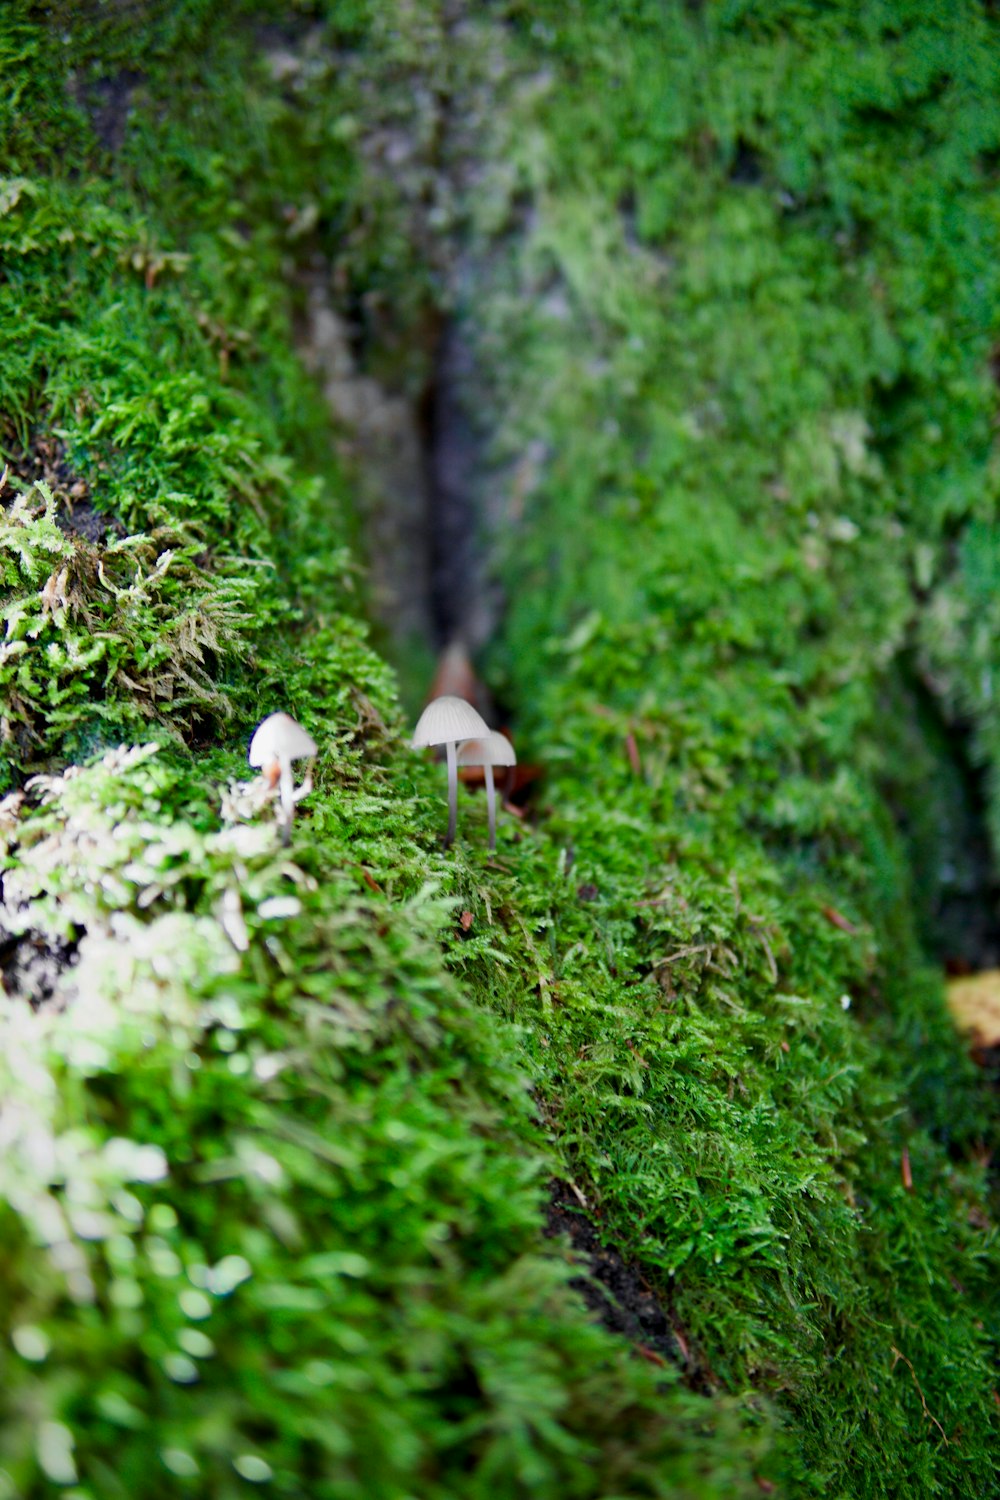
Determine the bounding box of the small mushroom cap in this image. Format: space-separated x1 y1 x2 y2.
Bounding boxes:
411 695 489 749
248 712 317 768
456 731 517 768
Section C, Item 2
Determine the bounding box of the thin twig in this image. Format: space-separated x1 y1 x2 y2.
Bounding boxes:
652 944 711 969
901 1146 913 1192
890 1346 949 1445
567 1179 588 1209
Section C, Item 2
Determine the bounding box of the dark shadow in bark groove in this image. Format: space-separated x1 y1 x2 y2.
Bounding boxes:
882 663 1000 974
544 1181 706 1382
0 919 80 1008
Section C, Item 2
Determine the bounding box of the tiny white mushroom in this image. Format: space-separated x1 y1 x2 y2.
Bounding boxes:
412 695 490 848
248 712 317 843
457 732 517 852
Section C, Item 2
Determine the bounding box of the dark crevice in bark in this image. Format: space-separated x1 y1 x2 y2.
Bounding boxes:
544 1182 709 1385
883 664 1000 973
420 321 500 656
0 899 81 1008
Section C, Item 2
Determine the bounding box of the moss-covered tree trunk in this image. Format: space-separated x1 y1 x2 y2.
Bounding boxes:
1 2 998 1496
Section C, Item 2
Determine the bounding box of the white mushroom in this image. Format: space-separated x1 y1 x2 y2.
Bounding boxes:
412 695 490 848
457 732 517 852
248 712 317 842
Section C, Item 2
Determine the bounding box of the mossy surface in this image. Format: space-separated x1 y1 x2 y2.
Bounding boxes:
1 2 999 1496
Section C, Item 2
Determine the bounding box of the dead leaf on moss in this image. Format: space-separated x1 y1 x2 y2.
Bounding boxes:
947 969 1000 1047
821 905 860 935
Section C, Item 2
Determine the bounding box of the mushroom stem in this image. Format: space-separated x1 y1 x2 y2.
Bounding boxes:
485 764 497 852
278 759 294 844
445 740 458 848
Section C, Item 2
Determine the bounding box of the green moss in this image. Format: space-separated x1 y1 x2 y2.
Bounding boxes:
0 742 768 1499
1 1 999 1496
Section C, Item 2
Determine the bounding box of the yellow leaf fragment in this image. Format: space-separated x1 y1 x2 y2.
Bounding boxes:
947 970 1000 1048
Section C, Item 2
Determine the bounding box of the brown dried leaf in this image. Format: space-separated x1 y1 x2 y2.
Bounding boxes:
821 905 860 935
901 1145 913 1193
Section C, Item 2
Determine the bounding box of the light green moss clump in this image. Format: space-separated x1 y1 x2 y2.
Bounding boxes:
0 743 766 1499
1 1 998 1496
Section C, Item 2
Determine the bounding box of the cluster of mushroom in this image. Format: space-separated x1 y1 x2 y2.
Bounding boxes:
245 699 516 853
247 712 317 844
411 696 516 852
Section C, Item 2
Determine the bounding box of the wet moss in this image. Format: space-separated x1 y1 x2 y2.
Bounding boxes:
1 2 999 1496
